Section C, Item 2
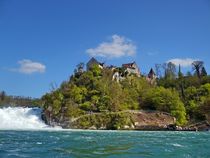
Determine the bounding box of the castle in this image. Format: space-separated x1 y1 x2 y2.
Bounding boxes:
86 57 156 83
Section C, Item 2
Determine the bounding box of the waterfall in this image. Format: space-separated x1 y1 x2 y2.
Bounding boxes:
0 107 51 130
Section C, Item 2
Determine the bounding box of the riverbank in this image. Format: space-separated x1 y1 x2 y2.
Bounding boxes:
42 109 210 131
0 106 209 131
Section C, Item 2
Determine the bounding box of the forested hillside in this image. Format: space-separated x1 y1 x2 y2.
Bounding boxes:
41 61 210 128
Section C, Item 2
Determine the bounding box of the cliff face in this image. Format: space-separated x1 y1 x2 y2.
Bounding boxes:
42 110 176 130
131 111 176 130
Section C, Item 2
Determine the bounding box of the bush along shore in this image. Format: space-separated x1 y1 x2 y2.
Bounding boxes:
41 59 210 131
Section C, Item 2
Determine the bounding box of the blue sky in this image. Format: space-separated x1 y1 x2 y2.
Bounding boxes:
0 0 210 98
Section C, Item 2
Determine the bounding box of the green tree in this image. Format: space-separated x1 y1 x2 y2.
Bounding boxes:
89 64 102 77
42 90 64 115
0 91 6 101
142 87 187 125
199 96 210 121
64 99 84 118
192 61 204 79
201 67 207 77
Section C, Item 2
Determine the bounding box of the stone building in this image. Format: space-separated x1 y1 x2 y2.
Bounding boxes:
146 68 157 85
86 57 105 71
122 62 141 77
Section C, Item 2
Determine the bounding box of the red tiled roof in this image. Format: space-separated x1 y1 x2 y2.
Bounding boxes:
122 62 135 68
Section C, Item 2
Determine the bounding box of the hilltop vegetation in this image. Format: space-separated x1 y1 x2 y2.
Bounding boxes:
42 60 210 129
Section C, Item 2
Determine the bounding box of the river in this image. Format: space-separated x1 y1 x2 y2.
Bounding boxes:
0 107 209 158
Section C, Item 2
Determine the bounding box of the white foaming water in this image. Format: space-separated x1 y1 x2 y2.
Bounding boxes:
0 107 52 130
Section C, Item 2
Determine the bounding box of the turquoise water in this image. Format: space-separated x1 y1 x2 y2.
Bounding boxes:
0 130 210 158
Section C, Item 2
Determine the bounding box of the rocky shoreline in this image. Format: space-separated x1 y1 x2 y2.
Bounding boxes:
42 109 210 131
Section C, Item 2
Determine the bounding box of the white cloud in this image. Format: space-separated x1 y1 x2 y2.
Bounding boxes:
86 35 136 58
167 58 199 67
11 59 46 74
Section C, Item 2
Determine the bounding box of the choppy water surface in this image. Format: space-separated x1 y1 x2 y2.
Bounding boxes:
0 130 210 158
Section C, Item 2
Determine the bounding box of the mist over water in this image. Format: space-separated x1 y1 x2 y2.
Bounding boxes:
0 107 49 130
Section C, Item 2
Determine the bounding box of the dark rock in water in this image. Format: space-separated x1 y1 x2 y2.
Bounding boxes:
186 121 210 131
41 107 51 125
167 124 185 131
41 106 71 128
167 124 177 130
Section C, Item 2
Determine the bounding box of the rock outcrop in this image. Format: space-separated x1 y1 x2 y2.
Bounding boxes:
42 109 177 130
184 121 210 131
